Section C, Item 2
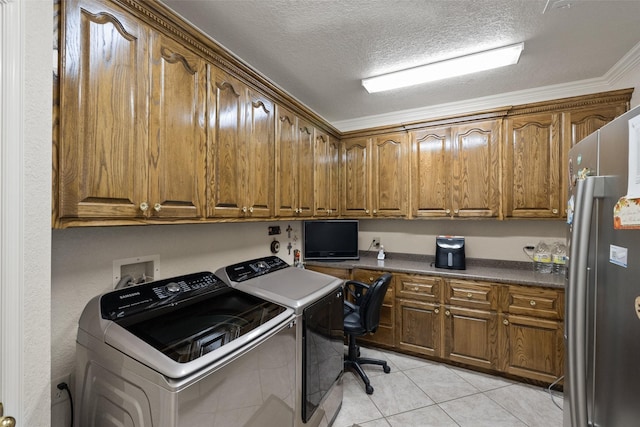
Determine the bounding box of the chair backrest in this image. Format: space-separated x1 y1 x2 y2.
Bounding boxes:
359 273 392 333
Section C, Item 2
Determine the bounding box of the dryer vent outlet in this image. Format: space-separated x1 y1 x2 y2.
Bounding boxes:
113 255 160 288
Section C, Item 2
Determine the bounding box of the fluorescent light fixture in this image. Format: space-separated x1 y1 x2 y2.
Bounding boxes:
362 42 524 93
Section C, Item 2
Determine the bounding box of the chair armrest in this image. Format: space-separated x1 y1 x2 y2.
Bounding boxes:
344 280 369 305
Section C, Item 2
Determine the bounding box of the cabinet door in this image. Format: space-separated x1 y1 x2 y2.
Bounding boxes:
500 314 564 383
275 105 297 217
245 89 275 218
148 33 206 219
397 299 442 357
59 0 149 219
565 104 627 148
372 133 409 217
411 127 451 217
451 120 501 218
207 68 246 218
297 118 315 217
444 306 499 370
341 137 371 217
314 131 339 216
503 113 561 218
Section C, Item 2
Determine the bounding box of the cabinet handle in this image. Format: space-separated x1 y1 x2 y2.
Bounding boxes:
552 208 559 214
369 277 374 282
153 203 162 212
365 209 370 214
373 209 377 214
412 286 420 292
249 206 254 213
466 292 473 299
445 209 451 214
530 300 537 307
0 403 16 427
242 206 248 213
503 319 509 325
454 209 459 214
445 310 451 316
434 308 440 314
139 202 149 212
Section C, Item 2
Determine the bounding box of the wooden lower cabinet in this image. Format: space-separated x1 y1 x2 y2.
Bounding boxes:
444 306 500 370
397 299 442 357
351 269 395 348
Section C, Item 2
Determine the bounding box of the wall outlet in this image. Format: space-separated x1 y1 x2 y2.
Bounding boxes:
52 375 70 405
372 237 380 248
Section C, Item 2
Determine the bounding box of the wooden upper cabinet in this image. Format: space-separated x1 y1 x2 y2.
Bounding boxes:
341 137 370 217
341 133 408 218
504 112 562 218
314 131 339 216
411 127 451 217
275 105 314 217
297 118 315 217
148 32 207 219
208 68 274 218
372 133 409 217
452 120 501 218
59 0 150 219
410 119 500 218
565 103 628 148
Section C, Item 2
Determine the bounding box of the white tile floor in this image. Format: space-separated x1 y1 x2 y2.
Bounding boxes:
333 346 564 427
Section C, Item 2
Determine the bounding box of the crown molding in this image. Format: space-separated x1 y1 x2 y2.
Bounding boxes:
333 41 640 133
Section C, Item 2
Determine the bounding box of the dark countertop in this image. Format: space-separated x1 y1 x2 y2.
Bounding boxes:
305 251 565 289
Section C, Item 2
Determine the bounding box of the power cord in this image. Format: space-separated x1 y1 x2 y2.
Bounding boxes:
547 375 564 410
57 382 74 427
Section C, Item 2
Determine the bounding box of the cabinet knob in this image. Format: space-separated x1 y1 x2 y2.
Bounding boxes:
529 300 537 307
454 209 459 214
0 403 16 427
552 209 558 214
249 206 254 213
153 203 162 212
242 206 248 213
412 286 420 292
503 319 509 325
139 202 149 212
445 310 451 316
365 209 370 214
373 209 377 214
434 308 440 314
445 209 451 214
466 292 473 299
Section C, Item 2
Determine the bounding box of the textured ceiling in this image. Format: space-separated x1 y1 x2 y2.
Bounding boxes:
161 0 640 129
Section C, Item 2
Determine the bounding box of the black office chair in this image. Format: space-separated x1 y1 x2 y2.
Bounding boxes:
343 273 392 394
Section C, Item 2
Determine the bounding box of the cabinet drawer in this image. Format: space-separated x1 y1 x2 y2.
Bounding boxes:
351 269 394 302
305 265 350 280
505 285 564 320
396 274 441 303
445 279 497 310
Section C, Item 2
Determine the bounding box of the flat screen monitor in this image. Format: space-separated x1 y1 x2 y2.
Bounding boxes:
303 220 359 261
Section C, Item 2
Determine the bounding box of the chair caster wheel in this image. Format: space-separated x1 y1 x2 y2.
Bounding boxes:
383 365 391 374
365 385 374 394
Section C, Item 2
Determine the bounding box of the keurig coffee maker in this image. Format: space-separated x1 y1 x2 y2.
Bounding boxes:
435 236 466 270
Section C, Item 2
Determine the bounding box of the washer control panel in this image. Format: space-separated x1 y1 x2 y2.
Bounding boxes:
100 272 228 320
224 256 289 283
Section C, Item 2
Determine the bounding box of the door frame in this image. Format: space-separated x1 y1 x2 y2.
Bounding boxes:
0 0 25 420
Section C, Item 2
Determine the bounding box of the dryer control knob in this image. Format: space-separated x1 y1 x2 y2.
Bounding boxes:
165 282 181 293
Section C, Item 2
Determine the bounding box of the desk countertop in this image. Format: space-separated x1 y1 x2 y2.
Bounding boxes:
305 252 565 289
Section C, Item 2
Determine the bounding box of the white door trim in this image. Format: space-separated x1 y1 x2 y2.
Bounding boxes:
0 0 25 420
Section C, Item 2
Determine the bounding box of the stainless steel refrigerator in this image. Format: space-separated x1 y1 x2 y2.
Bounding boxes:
565 105 640 426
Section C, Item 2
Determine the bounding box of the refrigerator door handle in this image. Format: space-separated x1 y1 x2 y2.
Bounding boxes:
567 175 604 427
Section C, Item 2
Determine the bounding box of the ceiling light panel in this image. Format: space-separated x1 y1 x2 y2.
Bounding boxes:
362 42 524 93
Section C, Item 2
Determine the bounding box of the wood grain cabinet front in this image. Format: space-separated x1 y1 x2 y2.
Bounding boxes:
395 274 443 357
351 269 395 348
207 67 274 218
411 119 501 218
59 0 207 223
443 279 500 370
313 131 340 216
275 105 315 218
499 285 564 383
341 133 409 218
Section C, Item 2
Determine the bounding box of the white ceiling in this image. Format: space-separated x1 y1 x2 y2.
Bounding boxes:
161 0 640 130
